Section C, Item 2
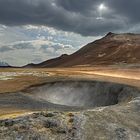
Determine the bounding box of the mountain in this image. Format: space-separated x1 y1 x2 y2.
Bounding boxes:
24 54 69 68
24 32 140 68
0 61 10 67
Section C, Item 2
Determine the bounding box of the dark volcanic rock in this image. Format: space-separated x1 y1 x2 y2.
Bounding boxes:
0 111 83 140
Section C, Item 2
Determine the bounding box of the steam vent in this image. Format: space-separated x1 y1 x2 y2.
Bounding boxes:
27 81 139 108
0 79 140 140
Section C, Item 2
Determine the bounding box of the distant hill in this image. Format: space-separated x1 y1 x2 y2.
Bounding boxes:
0 61 11 67
24 32 140 68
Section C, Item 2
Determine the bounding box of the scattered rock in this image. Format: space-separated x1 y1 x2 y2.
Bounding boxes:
115 128 127 140
43 120 58 128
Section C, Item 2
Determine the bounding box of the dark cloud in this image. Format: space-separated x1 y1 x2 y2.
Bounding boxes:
12 43 34 49
0 0 140 36
0 46 13 52
0 42 34 52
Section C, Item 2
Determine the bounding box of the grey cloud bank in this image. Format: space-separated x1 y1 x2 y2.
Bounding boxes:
0 0 140 36
0 0 140 66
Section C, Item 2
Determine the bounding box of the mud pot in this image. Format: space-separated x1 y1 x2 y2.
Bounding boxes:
26 80 140 108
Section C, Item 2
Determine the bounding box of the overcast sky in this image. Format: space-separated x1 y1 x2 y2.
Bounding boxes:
0 0 140 66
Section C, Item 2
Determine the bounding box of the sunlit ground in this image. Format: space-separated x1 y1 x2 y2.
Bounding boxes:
0 66 140 118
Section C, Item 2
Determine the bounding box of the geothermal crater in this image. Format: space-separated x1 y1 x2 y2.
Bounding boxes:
28 81 139 108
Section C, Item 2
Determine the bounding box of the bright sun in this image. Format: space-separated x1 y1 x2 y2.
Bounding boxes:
97 3 108 19
98 3 107 11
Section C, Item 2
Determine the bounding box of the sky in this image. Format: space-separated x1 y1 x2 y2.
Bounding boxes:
0 0 140 66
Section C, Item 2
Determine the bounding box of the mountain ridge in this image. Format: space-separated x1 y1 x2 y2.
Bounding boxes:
24 32 140 68
0 61 10 67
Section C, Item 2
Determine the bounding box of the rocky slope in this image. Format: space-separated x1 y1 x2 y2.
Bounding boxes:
25 32 140 68
0 80 140 140
0 96 140 140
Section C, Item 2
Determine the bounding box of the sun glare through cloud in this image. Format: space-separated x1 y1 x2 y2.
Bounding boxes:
97 3 108 19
